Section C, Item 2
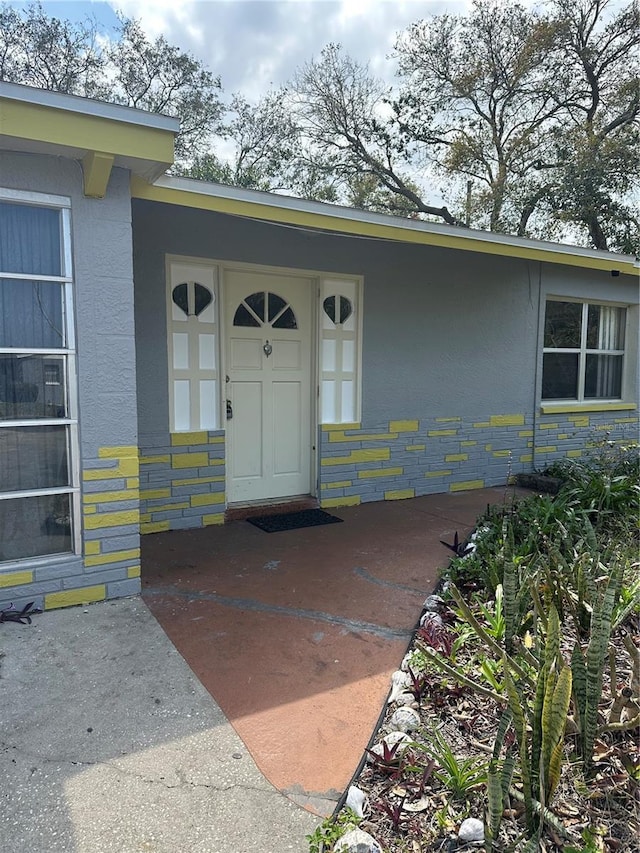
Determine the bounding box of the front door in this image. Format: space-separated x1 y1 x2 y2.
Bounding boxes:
225 269 313 504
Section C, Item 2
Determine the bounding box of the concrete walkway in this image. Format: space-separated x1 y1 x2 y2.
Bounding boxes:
0 597 319 853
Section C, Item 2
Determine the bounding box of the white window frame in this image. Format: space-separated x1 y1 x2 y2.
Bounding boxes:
319 276 364 424
542 297 627 403
0 188 81 563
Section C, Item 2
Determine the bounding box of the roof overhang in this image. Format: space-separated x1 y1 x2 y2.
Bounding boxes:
131 174 640 276
0 82 178 197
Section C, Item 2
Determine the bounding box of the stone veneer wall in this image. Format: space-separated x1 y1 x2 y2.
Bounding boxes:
139 431 225 533
319 410 638 508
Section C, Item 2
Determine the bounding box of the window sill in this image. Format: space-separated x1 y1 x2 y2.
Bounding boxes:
540 402 637 415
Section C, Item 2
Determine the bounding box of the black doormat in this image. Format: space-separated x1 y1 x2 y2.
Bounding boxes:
247 508 343 533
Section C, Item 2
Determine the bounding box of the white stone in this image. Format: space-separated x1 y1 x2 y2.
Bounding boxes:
366 731 412 762
422 594 445 612
388 706 421 733
388 669 412 703
334 827 383 853
458 817 485 844
395 692 418 707
420 611 444 628
345 785 367 818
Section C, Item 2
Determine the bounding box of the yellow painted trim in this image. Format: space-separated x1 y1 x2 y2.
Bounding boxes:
567 449 583 457
98 446 138 459
131 176 638 274
1 99 174 165
518 430 534 437
321 495 360 508
83 509 139 529
140 455 170 465
520 454 533 463
82 150 114 198
428 429 457 437
539 422 559 430
321 480 352 489
384 488 415 500
45 585 105 610
406 444 426 451
492 450 511 457
322 422 361 432
445 453 468 462
190 492 225 507
140 520 170 534
425 470 452 477
83 506 97 514
389 419 419 432
322 448 390 466
461 440 477 446
208 436 225 444
435 417 461 423
490 414 525 427
84 541 101 556
541 402 636 414
172 452 209 469
358 467 403 479
203 512 225 526
450 480 484 492
0 569 33 588
171 431 208 446
209 458 225 466
85 548 141 568
126 478 140 489
128 566 141 578
614 417 639 423
329 431 397 442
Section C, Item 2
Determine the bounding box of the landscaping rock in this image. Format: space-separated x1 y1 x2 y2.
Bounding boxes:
345 785 367 818
458 817 485 844
334 827 383 852
388 706 421 733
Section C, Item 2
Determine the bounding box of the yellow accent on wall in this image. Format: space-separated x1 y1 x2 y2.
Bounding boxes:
329 431 397 442
139 513 152 523
140 455 170 465
208 436 225 444
473 421 491 428
83 457 139 479
435 417 461 423
203 512 225 526
83 509 140 530
450 480 484 492
520 454 533 463
535 446 558 453
321 495 361 508
614 417 639 424
445 453 468 462
172 475 225 486
85 548 141 568
84 489 139 504
45 585 106 610
461 440 477 447
389 420 419 432
542 402 636 414
126 478 140 489
425 470 452 477
540 423 559 430
139 488 171 500
568 416 590 427
321 481 352 489
492 450 511 458
519 430 534 437
209 458 225 466
0 570 33 588
128 566 141 578
98 446 139 459
171 431 208 446
322 423 361 432
406 444 426 451
428 429 457 437
358 467 404 479
485 444 492 451
141 520 170 534
172 452 209 469
557 433 569 440
85 541 101 556
490 414 525 427
147 502 190 512
83 506 97 514
385 488 415 500
322 448 390 466
190 492 225 507
567 449 583 457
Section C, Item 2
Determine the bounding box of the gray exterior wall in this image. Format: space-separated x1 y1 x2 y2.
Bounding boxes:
0 152 141 611
132 199 638 517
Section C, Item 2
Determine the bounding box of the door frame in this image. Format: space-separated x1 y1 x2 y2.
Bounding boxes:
219 260 320 505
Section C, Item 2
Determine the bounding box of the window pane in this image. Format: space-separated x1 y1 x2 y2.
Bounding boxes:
233 304 260 327
0 493 71 561
544 301 582 348
586 305 625 350
0 425 69 492
0 355 67 420
268 293 287 322
0 202 61 276
585 354 623 399
542 352 579 399
245 292 265 321
272 307 297 329
0 279 64 348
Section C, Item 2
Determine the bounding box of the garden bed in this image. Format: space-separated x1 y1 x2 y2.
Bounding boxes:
309 444 640 853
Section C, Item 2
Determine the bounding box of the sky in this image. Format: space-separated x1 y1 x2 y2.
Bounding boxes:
12 0 472 101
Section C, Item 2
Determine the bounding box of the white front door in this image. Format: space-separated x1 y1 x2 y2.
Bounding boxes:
225 269 313 504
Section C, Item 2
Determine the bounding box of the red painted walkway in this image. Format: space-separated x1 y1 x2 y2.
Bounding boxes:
141 487 518 815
